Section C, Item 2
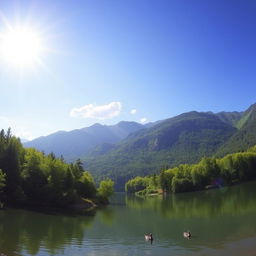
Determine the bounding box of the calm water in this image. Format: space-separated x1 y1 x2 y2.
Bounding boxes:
1 182 256 256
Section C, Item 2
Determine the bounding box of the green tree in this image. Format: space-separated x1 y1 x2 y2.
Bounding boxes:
0 169 6 202
98 179 114 198
22 149 48 201
76 171 96 198
2 136 24 200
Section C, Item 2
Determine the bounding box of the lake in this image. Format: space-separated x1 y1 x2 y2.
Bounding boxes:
1 181 256 256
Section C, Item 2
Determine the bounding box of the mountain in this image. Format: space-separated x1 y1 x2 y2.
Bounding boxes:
83 111 237 190
86 143 116 157
216 111 244 127
23 121 144 160
144 120 164 128
217 103 256 156
23 103 256 191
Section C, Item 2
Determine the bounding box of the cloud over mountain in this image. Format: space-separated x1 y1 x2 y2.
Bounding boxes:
140 117 147 124
70 101 122 120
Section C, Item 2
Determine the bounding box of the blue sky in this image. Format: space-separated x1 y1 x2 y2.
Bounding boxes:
0 0 256 140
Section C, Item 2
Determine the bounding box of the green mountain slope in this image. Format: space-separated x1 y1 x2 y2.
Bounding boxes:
22 103 256 192
83 111 237 190
24 121 144 161
217 104 256 156
216 111 244 128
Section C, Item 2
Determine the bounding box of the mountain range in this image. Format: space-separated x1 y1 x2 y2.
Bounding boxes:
24 121 145 160
24 103 256 191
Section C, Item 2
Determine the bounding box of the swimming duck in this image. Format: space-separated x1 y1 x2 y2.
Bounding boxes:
145 233 153 241
183 231 191 239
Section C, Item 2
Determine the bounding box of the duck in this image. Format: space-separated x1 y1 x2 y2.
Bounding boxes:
145 233 153 241
183 231 191 239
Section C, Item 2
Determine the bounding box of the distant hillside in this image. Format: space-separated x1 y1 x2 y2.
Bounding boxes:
83 111 237 191
86 143 116 157
216 111 244 128
23 103 256 191
24 121 144 160
217 104 256 156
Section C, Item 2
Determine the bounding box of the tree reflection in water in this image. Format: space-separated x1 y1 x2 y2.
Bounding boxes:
0 209 94 256
126 182 256 219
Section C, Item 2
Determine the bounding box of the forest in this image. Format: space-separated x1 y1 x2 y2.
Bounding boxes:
125 146 256 195
0 129 114 209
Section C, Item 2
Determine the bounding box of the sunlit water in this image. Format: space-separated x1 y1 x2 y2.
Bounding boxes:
1 181 256 256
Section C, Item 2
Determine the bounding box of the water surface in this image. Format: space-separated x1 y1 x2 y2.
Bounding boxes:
1 181 256 256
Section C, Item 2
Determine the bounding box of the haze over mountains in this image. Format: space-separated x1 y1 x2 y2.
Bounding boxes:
24 103 256 190
24 121 145 160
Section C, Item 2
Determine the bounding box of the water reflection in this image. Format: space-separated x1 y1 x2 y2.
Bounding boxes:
0 182 256 256
0 209 94 256
126 181 256 219
97 207 115 226
124 182 256 250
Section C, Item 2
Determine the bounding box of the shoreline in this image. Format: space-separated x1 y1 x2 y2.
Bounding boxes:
132 180 250 197
2 197 108 216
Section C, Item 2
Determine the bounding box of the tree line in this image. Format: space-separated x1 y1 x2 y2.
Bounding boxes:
0 128 114 208
125 145 256 194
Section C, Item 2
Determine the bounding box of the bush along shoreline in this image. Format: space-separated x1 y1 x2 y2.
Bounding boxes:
0 129 114 213
125 145 256 195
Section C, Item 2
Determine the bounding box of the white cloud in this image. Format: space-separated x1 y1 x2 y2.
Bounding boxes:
130 109 137 115
70 101 122 120
140 117 147 124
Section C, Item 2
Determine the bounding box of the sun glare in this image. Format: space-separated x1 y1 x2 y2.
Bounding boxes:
0 26 43 69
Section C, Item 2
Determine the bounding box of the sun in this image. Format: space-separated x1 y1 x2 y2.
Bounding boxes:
0 26 43 69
